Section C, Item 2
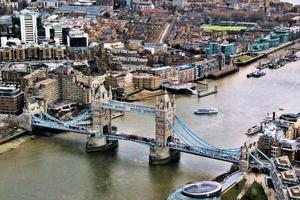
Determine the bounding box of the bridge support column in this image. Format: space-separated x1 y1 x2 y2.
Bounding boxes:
149 146 180 164
149 91 180 164
86 135 118 152
21 111 33 132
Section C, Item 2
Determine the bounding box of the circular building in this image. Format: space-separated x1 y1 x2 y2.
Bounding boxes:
167 181 222 200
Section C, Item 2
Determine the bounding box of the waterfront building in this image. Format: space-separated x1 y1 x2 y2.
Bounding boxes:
105 73 135 94
132 74 161 90
281 170 299 188
206 42 236 57
0 85 24 114
19 9 39 44
167 181 222 200
287 185 300 200
275 156 293 171
275 27 290 43
176 64 195 83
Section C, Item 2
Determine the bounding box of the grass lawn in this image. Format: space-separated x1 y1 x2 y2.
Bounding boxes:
222 178 246 200
201 25 247 32
236 55 253 62
241 181 268 200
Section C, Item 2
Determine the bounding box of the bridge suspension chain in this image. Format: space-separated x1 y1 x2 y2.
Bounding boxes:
175 115 241 153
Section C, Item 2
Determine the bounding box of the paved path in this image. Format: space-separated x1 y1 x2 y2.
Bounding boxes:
222 171 244 191
236 173 277 200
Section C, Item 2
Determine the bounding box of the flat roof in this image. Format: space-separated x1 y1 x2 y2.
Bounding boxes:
282 170 298 181
275 156 292 167
288 185 300 198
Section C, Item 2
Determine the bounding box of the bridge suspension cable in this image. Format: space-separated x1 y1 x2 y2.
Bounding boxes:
175 115 241 153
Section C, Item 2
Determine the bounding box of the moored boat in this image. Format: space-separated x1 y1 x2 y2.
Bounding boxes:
194 108 218 115
246 124 263 135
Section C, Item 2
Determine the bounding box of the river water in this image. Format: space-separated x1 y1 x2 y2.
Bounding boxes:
0 51 300 200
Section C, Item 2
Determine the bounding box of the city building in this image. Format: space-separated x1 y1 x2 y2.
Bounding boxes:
19 9 39 44
287 185 300 200
206 42 236 57
1 63 32 84
33 78 60 104
275 156 293 171
44 23 69 44
281 170 299 188
0 85 24 114
176 64 195 83
167 181 222 200
67 30 89 48
0 42 66 61
132 74 161 90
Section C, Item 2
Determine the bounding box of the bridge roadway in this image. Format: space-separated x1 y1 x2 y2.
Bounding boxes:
101 100 156 115
168 143 240 164
107 133 156 146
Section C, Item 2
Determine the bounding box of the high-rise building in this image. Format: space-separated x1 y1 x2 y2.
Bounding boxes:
19 9 39 44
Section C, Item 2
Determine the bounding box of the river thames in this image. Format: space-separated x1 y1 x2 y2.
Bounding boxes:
0 51 300 200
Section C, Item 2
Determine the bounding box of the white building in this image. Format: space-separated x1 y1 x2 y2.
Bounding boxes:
44 23 69 44
67 30 88 47
172 0 185 9
19 9 39 44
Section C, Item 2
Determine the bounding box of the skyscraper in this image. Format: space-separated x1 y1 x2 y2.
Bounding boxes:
19 9 39 44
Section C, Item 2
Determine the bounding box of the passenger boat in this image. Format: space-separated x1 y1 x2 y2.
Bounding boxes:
194 108 218 115
246 124 262 135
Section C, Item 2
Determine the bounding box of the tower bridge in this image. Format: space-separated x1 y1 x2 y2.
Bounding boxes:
21 85 249 166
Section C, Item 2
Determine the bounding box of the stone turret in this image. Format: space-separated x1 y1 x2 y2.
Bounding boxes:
86 85 117 152
149 91 180 164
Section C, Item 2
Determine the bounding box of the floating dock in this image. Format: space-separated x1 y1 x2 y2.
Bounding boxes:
161 82 197 94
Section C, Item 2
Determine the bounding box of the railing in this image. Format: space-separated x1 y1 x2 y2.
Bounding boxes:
107 133 156 146
101 100 155 115
169 143 240 163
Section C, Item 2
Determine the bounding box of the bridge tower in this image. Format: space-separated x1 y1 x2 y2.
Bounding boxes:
149 91 180 164
239 143 249 171
20 98 46 132
86 85 118 152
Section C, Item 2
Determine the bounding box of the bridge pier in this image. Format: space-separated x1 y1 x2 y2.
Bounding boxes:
86 135 118 152
149 146 180 164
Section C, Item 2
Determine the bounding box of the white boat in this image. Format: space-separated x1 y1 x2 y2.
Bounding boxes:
246 124 262 135
194 108 218 115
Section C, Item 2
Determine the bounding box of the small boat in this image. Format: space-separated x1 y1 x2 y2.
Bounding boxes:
246 124 262 135
252 70 266 78
247 70 266 78
194 108 218 115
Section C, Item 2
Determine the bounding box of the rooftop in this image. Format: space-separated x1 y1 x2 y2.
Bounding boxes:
288 185 300 199
275 155 292 168
281 170 298 181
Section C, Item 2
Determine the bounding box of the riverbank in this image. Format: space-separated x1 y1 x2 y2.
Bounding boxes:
126 89 165 102
0 134 37 154
234 41 295 66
